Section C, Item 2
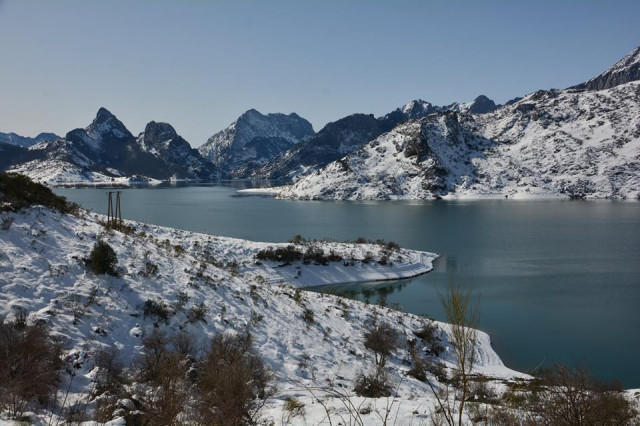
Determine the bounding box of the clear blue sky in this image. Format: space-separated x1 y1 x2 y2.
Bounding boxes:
1 0 638 147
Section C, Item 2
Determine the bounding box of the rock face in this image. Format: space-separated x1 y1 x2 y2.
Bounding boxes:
3 108 221 185
249 113 387 180
468 95 498 114
0 132 59 148
137 121 219 180
250 97 500 181
278 81 640 200
198 109 314 176
570 45 640 91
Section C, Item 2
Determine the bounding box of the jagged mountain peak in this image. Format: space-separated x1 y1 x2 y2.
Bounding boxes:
401 99 436 116
143 121 178 143
198 109 315 171
569 44 640 91
85 107 132 139
468 95 498 114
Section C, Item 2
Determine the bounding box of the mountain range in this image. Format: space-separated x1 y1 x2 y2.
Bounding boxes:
274 45 640 200
0 131 59 148
1 45 639 198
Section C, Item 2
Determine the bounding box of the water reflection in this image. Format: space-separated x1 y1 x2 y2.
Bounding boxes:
310 278 410 310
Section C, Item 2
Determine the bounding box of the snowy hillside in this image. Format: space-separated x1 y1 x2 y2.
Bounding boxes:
198 109 314 176
0 204 524 424
271 79 640 200
250 97 500 182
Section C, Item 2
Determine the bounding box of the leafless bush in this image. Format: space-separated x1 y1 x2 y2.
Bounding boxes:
354 367 392 398
282 397 305 425
195 332 274 425
135 329 194 425
407 339 427 382
94 347 127 396
363 322 398 367
1 216 14 230
302 307 314 325
0 317 64 418
141 260 159 277
187 302 208 324
523 364 638 425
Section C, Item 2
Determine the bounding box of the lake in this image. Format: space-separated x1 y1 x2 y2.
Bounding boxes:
54 183 640 387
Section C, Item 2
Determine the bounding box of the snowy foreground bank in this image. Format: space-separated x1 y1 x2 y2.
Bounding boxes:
0 207 525 425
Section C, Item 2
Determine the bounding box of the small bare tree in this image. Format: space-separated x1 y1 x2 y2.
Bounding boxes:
428 284 480 426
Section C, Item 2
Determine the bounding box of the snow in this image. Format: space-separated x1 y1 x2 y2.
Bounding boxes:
198 109 314 172
7 160 163 187
0 206 524 424
270 82 640 200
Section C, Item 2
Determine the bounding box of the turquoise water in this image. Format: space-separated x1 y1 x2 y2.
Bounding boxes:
54 184 640 386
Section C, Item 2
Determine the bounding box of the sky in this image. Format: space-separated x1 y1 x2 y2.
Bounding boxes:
1 1 639 147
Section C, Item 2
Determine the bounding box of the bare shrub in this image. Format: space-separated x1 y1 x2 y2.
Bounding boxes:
414 320 438 343
363 322 398 367
407 339 427 382
187 303 208 324
141 261 159 277
135 329 194 425
282 397 305 425
94 347 127 397
1 217 14 230
524 364 638 425
196 332 274 425
142 299 171 324
302 308 314 325
354 368 392 398
0 317 64 418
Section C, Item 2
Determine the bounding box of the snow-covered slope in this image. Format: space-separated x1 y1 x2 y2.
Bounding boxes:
198 109 314 176
3 109 221 185
249 113 388 181
570 45 640 91
0 206 522 424
275 81 640 200
251 97 500 182
0 131 59 148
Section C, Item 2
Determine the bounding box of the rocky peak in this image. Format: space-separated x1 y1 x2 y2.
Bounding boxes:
85 108 132 139
143 121 178 145
468 95 498 114
198 109 314 170
569 45 640 91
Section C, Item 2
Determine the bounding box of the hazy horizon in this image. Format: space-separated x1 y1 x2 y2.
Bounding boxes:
1 0 639 147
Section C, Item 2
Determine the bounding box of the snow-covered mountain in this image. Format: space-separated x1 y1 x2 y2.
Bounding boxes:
249 97 500 181
276 77 640 200
136 121 220 180
0 131 59 148
447 95 499 114
3 108 221 185
198 109 314 176
570 45 640 91
249 113 390 180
